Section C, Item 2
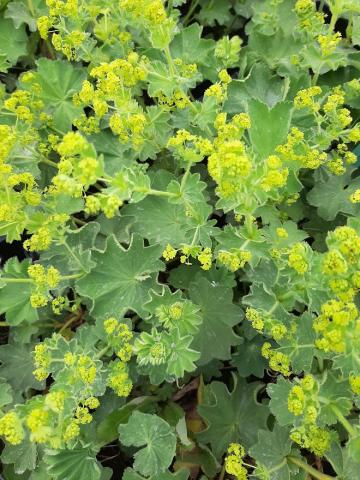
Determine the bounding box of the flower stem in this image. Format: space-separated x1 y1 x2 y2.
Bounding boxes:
330 404 356 437
61 273 85 281
183 0 200 26
0 278 33 283
287 456 334 480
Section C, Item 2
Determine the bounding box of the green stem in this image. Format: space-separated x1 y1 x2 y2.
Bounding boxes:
27 0 35 17
180 162 192 192
59 315 78 334
328 0 343 33
45 39 56 60
183 0 200 25
60 273 85 281
40 158 58 168
164 44 176 76
95 345 111 360
218 464 226 480
144 188 178 198
72 217 87 226
287 456 335 480
330 404 356 437
0 278 33 283
317 356 324 372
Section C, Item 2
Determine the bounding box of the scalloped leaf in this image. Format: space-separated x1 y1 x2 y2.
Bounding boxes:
119 412 177 477
76 234 164 318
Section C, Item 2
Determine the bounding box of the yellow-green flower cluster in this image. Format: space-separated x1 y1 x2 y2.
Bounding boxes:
167 129 213 164
204 70 232 103
247 307 288 344
0 411 25 445
294 86 322 111
317 32 342 57
109 112 147 148
208 113 252 198
51 132 103 197
260 155 288 192
104 318 133 362
37 0 89 60
85 193 123 219
120 0 167 26
0 125 16 163
349 375 360 395
276 128 327 170
288 375 317 418
288 242 309 274
27 264 61 309
155 89 190 110
294 0 325 34
225 443 247 480
0 168 42 240
89 54 147 91
261 342 291 376
162 244 177 261
314 299 358 353
215 36 242 68
217 249 252 272
33 343 52 381
246 308 264 332
107 360 132 397
290 424 331 457
23 213 69 252
163 244 213 271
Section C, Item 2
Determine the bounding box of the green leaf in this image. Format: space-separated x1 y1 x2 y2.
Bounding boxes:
196 0 232 26
170 23 215 65
123 468 189 480
144 286 202 335
0 15 27 64
0 342 44 392
267 377 295 426
318 373 353 426
248 100 293 159
0 258 38 326
347 435 360 465
352 16 360 45
96 396 159 446
189 276 242 364
307 168 360 221
119 411 177 477
123 194 190 246
41 222 100 274
76 234 164 318
44 447 102 480
277 312 315 373
197 376 269 457
0 378 13 408
231 336 267 378
1 437 37 474
164 328 200 378
249 425 292 480
147 61 176 97
5 0 46 31
225 64 288 112
29 58 87 132
326 442 360 479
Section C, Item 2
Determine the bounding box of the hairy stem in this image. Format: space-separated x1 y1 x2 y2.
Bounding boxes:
288 456 334 480
183 0 200 26
330 404 357 437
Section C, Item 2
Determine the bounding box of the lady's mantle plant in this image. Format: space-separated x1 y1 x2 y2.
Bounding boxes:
0 0 359 479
